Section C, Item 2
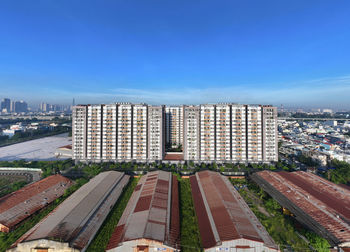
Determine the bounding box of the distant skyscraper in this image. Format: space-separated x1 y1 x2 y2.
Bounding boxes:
0 98 10 112
14 100 28 113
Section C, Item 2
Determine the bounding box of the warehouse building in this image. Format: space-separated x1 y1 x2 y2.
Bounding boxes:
106 170 180 252
0 174 72 233
190 170 279 252
8 171 130 252
251 171 350 248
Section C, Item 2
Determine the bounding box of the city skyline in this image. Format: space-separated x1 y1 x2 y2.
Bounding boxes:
1 1 350 109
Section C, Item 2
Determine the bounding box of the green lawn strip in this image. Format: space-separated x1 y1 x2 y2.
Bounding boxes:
231 179 330 251
0 178 87 252
178 177 202 252
86 177 139 252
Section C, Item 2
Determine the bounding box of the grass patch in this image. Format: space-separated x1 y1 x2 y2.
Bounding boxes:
0 176 28 198
86 177 139 252
179 178 202 252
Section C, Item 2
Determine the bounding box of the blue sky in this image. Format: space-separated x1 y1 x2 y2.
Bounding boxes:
0 0 350 109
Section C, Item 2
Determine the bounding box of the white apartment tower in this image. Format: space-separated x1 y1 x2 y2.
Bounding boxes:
200 104 216 161
246 105 263 162
73 103 165 162
148 105 165 160
262 106 278 162
132 104 148 161
215 104 231 161
231 104 247 162
102 104 117 160
87 105 102 160
183 106 200 161
117 104 133 160
72 105 87 160
73 103 277 163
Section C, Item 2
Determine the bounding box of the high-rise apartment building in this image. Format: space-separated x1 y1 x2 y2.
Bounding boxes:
72 105 88 160
183 106 201 161
215 104 231 161
132 104 148 161
148 105 165 160
73 103 277 163
117 104 133 160
200 104 216 161
73 103 165 162
182 104 278 163
87 105 102 160
165 106 184 147
102 104 117 160
231 104 247 162
262 106 278 162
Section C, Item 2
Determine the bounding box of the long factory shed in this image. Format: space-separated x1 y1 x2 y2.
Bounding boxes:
190 170 279 252
8 171 129 252
251 170 350 248
0 174 72 233
106 170 180 252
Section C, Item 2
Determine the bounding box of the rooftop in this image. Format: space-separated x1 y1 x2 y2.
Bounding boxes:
0 174 72 231
106 170 180 250
252 171 350 247
190 170 278 250
11 171 129 251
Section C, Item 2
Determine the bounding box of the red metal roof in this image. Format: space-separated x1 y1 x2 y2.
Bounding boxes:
253 170 350 246
10 171 129 251
190 175 217 248
0 174 72 231
190 171 278 250
106 171 180 250
163 153 184 160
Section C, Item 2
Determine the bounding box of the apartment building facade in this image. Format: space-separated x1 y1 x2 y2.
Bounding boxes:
73 103 277 163
182 104 278 163
73 103 165 162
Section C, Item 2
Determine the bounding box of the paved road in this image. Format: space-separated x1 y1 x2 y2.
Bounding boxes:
0 133 71 161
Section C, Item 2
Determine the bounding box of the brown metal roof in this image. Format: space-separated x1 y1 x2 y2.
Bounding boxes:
163 153 184 160
106 171 180 250
252 170 350 247
0 174 72 231
190 170 278 250
190 175 217 248
11 171 129 251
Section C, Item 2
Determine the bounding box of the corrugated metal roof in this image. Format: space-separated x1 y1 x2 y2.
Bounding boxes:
106 170 180 250
191 170 278 250
252 170 350 247
0 174 72 231
10 171 129 251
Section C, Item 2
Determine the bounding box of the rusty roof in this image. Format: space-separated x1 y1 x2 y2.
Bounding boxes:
163 153 184 160
0 174 72 231
106 170 180 250
11 171 129 251
252 170 350 247
190 170 278 250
